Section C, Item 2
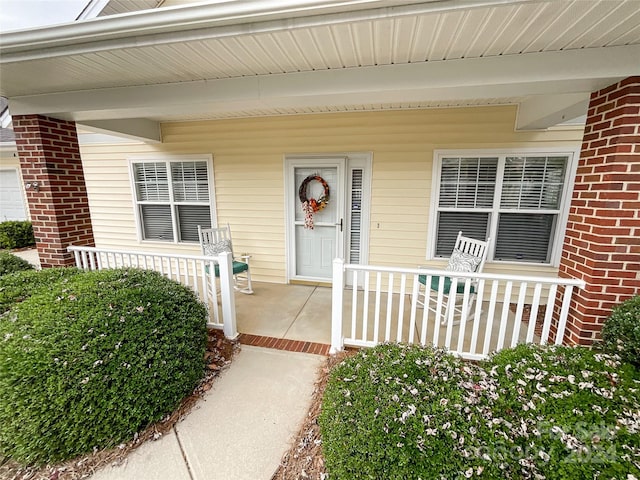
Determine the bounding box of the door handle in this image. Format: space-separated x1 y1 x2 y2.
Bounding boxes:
336 218 343 232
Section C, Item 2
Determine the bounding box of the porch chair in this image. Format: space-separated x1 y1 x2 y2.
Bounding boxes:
418 231 489 324
197 224 253 294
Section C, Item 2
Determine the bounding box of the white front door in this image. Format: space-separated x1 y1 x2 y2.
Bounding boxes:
286 154 372 284
288 159 345 281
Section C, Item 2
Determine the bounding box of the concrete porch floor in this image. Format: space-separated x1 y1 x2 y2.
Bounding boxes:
235 282 537 355
235 282 333 344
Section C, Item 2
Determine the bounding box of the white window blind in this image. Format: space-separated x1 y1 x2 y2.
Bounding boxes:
435 154 569 264
349 169 363 264
133 159 212 242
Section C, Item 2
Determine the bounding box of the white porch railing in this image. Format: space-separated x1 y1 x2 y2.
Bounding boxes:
67 246 238 340
331 259 585 360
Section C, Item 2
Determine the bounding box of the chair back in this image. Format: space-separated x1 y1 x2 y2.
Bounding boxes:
446 231 490 274
197 224 234 256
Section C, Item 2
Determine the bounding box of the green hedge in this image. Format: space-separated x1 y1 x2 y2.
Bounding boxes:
601 295 640 367
0 251 34 277
0 221 35 250
0 267 80 314
0 268 208 465
320 343 640 479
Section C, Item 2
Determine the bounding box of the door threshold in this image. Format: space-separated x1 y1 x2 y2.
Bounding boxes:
290 279 332 288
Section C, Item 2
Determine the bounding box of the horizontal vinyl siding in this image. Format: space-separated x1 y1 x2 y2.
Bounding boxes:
80 106 583 283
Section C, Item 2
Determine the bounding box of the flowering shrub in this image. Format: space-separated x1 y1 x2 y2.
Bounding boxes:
601 295 640 368
320 343 640 479
0 251 34 277
0 268 208 465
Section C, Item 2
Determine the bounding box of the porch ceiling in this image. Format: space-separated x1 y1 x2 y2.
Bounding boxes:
1 0 639 138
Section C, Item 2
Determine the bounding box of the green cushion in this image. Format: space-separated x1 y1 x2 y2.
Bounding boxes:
205 261 249 276
418 274 475 294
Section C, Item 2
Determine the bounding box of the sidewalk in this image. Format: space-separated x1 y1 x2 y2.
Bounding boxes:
91 346 324 480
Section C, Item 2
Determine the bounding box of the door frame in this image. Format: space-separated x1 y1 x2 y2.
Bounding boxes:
284 153 372 284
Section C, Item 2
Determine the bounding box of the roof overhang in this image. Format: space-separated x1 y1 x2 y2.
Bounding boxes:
1 0 638 141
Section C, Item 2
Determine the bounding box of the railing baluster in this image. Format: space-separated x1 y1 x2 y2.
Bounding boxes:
496 281 513 350
482 280 500 356
373 272 382 344
526 283 543 343
444 278 458 351
469 279 485 355
385 273 394 342
361 272 370 342
555 285 574 345
351 271 358 341
456 280 472 354
511 282 528 347
408 274 420 344
396 274 407 343
419 274 430 346
432 275 446 348
190 260 198 292
540 284 558 344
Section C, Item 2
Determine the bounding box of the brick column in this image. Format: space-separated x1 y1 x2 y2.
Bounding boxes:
13 115 95 268
559 77 640 345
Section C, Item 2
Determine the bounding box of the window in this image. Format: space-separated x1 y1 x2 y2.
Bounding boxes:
433 152 572 264
131 157 213 242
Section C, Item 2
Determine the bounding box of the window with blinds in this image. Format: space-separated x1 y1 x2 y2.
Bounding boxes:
434 154 569 263
132 159 212 242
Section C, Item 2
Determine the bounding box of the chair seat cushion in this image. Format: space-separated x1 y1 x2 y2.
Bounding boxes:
205 261 249 276
418 275 476 294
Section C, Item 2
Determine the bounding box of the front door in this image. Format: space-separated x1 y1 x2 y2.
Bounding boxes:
288 159 345 282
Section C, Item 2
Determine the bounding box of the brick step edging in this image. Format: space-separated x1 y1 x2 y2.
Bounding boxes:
238 334 330 356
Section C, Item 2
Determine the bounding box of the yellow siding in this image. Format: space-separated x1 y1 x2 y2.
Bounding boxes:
79 106 583 283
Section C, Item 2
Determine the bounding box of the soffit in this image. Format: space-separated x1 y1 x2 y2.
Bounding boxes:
0 0 638 132
1 0 639 98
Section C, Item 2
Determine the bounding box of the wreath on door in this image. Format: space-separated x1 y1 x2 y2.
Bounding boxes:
299 175 330 229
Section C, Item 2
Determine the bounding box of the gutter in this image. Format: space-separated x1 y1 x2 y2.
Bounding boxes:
0 0 533 62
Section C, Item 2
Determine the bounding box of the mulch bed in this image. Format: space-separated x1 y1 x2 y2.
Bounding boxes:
0 328 239 480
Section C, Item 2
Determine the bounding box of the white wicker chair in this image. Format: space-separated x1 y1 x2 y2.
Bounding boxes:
197 224 253 294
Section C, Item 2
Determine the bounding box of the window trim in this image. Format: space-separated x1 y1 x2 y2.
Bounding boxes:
427 148 579 267
128 154 216 244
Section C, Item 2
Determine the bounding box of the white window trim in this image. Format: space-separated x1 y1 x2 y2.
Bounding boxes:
128 154 216 244
427 148 579 267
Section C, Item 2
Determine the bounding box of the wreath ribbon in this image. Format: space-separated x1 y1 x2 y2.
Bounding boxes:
299 175 330 229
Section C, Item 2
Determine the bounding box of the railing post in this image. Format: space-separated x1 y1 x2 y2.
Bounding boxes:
218 251 238 340
330 258 345 354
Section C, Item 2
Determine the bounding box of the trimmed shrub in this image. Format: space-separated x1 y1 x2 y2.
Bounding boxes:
0 251 34 277
0 267 80 314
601 295 640 367
0 221 35 250
320 343 640 480
0 268 208 465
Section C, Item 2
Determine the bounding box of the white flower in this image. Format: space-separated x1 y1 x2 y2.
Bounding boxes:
464 468 473 478
538 450 550 461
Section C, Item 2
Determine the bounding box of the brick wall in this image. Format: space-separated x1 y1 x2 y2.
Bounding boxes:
13 114 95 268
559 76 640 345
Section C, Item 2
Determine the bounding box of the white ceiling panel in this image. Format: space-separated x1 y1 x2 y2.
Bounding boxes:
1 0 638 128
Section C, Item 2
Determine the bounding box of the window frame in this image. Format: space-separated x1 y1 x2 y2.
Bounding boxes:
129 154 216 244
427 148 579 267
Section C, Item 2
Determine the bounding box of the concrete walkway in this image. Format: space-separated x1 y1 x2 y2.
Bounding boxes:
91 346 324 480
